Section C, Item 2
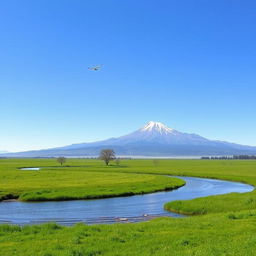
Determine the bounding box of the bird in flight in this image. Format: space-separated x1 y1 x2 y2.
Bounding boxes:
88 65 101 71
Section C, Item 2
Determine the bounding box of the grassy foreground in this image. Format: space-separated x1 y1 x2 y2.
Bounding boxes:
1 158 256 255
1 212 256 256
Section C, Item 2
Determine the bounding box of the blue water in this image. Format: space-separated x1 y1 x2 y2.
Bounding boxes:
20 168 40 171
0 176 253 225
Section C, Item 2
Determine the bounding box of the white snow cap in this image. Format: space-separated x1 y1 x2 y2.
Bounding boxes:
141 121 174 134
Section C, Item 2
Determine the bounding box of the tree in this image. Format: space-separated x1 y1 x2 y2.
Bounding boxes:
99 149 115 166
57 157 66 166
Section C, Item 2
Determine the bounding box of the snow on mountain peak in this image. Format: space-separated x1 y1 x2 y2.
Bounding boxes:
141 121 174 134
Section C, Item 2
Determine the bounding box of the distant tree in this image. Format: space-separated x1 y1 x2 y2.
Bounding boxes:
57 157 66 166
99 149 115 166
115 158 120 166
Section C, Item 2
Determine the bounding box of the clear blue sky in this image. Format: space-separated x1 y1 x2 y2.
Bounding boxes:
1 0 256 152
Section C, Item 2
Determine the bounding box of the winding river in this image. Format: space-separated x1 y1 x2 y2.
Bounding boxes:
0 176 253 225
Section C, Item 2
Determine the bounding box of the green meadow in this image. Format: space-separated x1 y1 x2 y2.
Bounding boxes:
0 158 184 201
1 158 256 256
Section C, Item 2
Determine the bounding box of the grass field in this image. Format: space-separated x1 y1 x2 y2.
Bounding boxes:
1 158 256 256
0 159 184 201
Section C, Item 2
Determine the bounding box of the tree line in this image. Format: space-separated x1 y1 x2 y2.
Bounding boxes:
201 155 256 160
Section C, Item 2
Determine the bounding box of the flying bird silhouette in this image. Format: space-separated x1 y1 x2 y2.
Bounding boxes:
88 65 101 71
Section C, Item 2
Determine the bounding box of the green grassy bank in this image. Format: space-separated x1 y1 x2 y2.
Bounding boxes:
1 211 256 256
0 159 184 201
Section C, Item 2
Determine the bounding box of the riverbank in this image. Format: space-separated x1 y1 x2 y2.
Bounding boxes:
0 159 185 202
1 209 256 256
1 176 251 225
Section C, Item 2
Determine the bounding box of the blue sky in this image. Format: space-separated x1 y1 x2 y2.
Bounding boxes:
1 0 256 152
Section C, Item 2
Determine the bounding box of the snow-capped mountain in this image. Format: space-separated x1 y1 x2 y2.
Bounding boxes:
60 121 209 149
2 121 256 157
114 121 209 145
141 121 175 134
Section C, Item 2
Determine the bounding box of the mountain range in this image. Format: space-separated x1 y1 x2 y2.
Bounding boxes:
1 121 256 157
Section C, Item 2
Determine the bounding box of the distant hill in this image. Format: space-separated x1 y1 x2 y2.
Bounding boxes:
2 121 256 157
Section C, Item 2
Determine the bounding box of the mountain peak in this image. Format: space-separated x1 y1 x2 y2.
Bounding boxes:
140 121 174 134
2 120 256 157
